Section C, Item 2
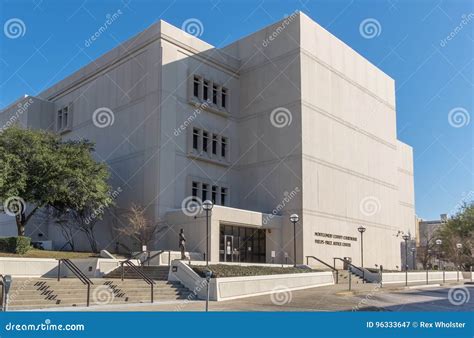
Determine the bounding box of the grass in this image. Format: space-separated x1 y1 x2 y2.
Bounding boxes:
191 264 321 278
0 249 100 259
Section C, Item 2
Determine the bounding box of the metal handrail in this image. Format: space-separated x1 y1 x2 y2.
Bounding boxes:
57 259 93 307
306 256 339 284
120 260 155 303
333 257 366 282
140 250 165 266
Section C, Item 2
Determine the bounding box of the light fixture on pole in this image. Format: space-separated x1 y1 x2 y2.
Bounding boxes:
357 226 366 267
289 214 299 267
402 234 410 286
202 200 214 267
435 239 442 270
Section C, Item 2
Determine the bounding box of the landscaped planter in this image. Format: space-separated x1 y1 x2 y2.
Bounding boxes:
168 260 334 301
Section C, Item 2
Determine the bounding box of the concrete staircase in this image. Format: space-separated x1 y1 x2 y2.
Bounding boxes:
6 277 192 310
104 266 170 280
336 270 365 284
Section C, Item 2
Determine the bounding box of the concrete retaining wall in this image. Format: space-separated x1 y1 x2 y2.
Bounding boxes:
168 260 334 301
0 257 127 278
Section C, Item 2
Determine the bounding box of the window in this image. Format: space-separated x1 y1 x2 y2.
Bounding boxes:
203 80 209 101
56 105 71 132
212 134 218 155
193 76 200 98
212 85 218 104
192 128 200 150
190 128 229 162
190 75 229 111
212 185 218 204
221 187 228 206
221 88 228 108
57 110 63 131
221 137 227 158
192 182 199 199
190 181 228 206
202 184 209 201
63 106 68 128
202 131 209 153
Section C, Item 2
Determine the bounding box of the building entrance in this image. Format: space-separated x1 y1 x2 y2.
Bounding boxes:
219 224 266 263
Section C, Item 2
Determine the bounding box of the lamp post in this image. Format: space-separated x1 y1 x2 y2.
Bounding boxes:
435 239 442 270
411 247 416 270
357 226 366 267
202 200 213 267
456 243 462 282
427 249 432 269
290 214 299 267
402 234 410 286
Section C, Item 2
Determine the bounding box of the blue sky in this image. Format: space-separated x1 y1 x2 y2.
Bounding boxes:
0 0 472 220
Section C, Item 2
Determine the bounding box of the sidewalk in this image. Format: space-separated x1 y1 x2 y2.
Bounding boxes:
34 280 471 312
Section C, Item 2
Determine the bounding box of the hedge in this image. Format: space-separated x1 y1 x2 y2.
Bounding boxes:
0 236 31 254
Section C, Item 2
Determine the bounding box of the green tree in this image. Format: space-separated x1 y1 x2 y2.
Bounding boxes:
437 202 474 270
0 127 111 237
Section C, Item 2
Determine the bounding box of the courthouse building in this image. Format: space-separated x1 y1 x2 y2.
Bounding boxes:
0 12 416 269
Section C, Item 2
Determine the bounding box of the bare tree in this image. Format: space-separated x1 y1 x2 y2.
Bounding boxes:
115 204 162 249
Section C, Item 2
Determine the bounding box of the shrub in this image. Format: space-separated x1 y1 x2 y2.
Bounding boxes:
191 264 319 278
0 236 31 254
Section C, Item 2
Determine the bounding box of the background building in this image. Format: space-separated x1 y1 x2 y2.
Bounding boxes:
0 12 415 269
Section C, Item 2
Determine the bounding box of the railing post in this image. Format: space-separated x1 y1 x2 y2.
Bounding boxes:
457 268 459 282
168 250 171 266
86 284 90 307
151 283 154 303
471 266 473 282
426 268 429 285
443 268 445 283
1 282 5 311
335 270 338 284
121 263 124 281
348 268 352 291
57 260 61 281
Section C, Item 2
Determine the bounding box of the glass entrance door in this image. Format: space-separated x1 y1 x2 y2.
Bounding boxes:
219 224 266 263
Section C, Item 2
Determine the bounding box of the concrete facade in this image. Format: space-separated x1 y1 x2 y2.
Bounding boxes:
0 12 415 269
